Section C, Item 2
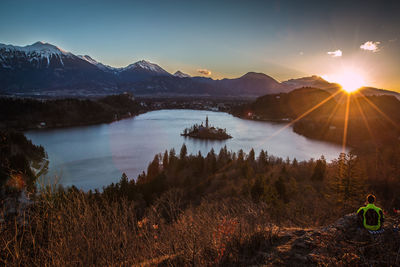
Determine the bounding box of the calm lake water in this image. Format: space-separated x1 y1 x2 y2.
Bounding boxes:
26 109 345 191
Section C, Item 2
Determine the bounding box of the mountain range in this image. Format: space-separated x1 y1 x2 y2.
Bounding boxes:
0 41 399 99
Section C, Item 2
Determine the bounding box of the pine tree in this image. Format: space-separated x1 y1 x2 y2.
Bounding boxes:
218 147 226 165
163 150 169 169
136 171 146 184
274 176 288 203
207 148 217 173
248 148 255 163
237 149 245 163
311 156 326 181
292 158 298 167
251 175 266 202
258 150 266 165
118 172 130 196
169 148 177 167
196 151 205 174
147 154 160 180
330 152 365 209
180 143 187 160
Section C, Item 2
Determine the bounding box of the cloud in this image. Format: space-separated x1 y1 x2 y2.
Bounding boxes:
299 51 304 56
197 69 211 75
360 41 380 52
327 49 342 57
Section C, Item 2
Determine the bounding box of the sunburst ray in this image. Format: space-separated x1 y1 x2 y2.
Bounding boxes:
353 95 376 146
357 91 400 130
341 94 351 153
266 90 342 140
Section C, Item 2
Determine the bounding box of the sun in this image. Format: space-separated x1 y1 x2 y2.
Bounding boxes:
337 70 365 93
323 68 366 93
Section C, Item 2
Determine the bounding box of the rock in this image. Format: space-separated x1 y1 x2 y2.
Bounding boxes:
333 213 358 231
259 214 399 266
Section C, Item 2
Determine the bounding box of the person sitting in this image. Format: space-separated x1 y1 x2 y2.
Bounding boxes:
357 194 384 231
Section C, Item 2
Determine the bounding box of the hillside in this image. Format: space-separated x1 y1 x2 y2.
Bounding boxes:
236 87 336 120
233 88 400 147
1 145 400 265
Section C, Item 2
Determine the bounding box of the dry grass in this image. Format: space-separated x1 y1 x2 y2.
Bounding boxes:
0 188 279 266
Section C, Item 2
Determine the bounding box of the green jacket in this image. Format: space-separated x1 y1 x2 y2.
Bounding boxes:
357 203 384 231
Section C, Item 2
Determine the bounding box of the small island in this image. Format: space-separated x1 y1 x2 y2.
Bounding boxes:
181 116 232 140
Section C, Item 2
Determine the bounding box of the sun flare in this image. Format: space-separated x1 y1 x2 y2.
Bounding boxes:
323 68 366 93
337 71 365 93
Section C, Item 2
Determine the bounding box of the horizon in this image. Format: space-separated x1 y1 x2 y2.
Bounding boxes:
1 0 400 92
1 39 398 93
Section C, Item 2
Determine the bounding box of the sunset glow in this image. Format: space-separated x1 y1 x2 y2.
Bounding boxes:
323 68 366 93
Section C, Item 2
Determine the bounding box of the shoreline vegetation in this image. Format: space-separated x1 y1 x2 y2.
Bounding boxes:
1 87 399 149
0 93 141 131
0 94 247 130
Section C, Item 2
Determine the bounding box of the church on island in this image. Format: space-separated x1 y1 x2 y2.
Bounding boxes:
181 116 232 140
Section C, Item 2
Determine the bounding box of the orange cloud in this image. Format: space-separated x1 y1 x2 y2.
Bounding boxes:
197 69 211 75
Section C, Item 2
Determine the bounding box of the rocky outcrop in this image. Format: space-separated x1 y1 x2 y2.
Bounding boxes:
258 213 400 266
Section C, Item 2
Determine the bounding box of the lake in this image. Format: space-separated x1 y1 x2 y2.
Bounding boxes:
26 109 345 190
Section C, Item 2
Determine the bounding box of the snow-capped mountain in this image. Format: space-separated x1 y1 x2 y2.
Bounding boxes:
0 42 119 95
77 55 116 72
0 41 171 74
0 41 74 68
174 70 191 78
0 42 172 96
122 60 169 74
117 60 171 83
0 41 69 57
0 41 292 97
1 41 398 99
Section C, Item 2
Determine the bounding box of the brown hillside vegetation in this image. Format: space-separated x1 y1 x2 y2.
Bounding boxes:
1 145 400 265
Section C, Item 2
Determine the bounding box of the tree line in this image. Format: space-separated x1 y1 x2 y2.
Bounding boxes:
96 143 400 225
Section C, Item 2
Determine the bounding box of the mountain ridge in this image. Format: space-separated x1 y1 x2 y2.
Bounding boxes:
174 70 191 78
0 41 399 98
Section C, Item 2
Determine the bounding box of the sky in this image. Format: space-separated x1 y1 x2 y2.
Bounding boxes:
1 0 400 91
